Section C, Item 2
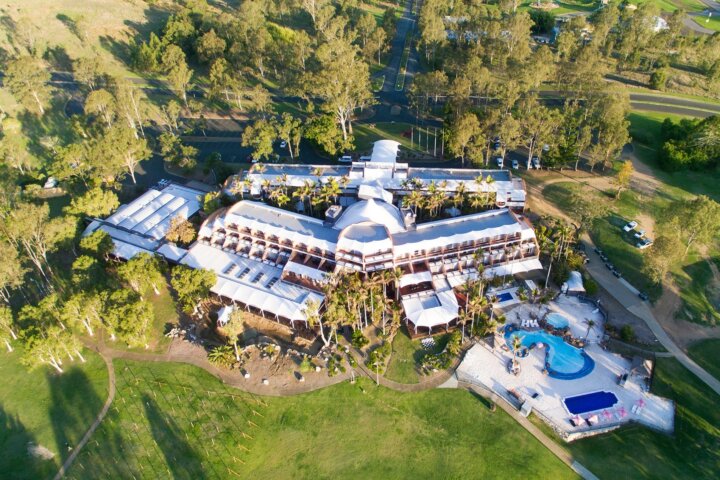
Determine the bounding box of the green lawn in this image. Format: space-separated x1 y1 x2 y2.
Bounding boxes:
542 181 662 300
560 358 720 479
384 327 422 384
67 359 577 479
694 13 720 32
519 0 600 15
688 339 720 380
0 347 108 480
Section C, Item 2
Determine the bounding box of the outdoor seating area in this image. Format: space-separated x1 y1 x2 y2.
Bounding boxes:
457 296 675 441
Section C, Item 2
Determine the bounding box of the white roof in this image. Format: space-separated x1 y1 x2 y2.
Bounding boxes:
217 305 234 326
156 243 188 262
565 271 585 293
370 140 400 164
283 261 328 283
399 271 433 288
358 183 394 203
403 289 458 329
105 184 202 240
83 184 204 260
333 199 405 234
181 242 323 322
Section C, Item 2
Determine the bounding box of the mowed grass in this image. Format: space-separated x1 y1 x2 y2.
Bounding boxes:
68 359 577 479
354 121 441 154
0 347 108 480
560 358 720 479
688 339 720 380
384 327 421 383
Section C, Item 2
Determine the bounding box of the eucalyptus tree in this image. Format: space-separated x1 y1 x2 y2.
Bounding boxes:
117 253 165 298
5 56 52 115
0 240 27 305
0 306 17 351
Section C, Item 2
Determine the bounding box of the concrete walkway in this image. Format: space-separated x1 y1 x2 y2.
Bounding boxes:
583 236 720 397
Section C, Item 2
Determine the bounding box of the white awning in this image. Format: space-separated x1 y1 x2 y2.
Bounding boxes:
399 271 433 288
156 243 188 262
402 289 458 329
283 261 328 283
370 140 400 164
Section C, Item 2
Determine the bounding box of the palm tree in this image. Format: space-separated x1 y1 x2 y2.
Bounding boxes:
511 334 523 371
584 319 596 342
303 299 329 346
453 181 466 210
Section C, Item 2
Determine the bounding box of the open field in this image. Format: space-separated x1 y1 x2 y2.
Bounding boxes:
0 0 172 77
66 359 577 479
0 348 108 480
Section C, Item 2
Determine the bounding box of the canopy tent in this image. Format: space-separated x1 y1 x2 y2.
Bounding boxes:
156 243 188 263
217 305 234 326
402 289 459 331
631 356 654 378
370 140 400 164
562 271 585 295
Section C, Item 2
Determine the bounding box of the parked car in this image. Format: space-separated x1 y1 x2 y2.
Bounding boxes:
496 157 504 168
638 292 649 301
338 155 353 163
251 157 260 164
530 156 540 169
594 247 603 255
612 269 623 278
636 238 654 249
605 262 614 270
634 230 646 239
623 220 638 232
493 137 502 150
511 159 519 169
279 140 287 148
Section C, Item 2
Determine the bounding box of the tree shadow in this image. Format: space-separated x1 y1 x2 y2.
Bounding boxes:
0 404 49 480
47 368 105 468
44 45 73 71
142 394 205 479
55 13 83 43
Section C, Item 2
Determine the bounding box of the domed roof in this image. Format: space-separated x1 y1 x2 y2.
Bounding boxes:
333 199 406 234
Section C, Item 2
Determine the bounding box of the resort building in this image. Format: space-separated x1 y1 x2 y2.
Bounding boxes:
224 140 528 212
179 187 541 334
88 141 540 334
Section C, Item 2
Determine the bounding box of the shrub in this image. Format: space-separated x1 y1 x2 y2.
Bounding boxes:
299 355 313 373
620 324 636 342
583 276 599 296
327 354 346 377
351 329 369 349
208 345 236 369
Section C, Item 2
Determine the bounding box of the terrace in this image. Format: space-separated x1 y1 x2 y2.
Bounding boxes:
457 296 675 440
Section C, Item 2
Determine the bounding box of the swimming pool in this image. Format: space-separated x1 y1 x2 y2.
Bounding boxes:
564 391 619 415
495 292 513 302
546 312 570 329
504 328 595 380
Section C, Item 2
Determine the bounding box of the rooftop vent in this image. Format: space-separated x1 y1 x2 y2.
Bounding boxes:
325 205 343 224
400 207 416 229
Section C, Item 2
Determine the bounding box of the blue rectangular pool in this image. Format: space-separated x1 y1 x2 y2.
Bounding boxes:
564 391 619 415
496 292 513 302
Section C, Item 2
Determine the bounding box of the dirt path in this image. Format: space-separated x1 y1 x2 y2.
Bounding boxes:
53 354 116 480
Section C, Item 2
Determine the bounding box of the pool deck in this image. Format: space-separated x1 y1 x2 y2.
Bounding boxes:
458 343 674 439
458 297 674 439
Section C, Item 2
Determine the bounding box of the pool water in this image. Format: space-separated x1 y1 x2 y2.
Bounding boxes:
546 312 570 329
564 391 619 415
495 292 513 302
504 329 594 379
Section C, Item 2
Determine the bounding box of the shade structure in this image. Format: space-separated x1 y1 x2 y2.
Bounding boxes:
370 139 400 164
399 271 433 288
333 199 406 234
402 289 458 330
